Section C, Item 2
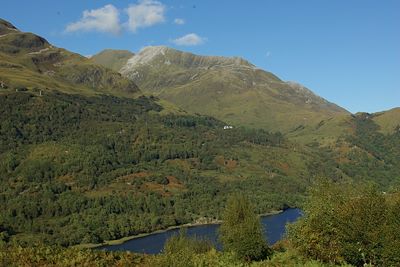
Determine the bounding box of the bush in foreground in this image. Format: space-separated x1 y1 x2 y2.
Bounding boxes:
219 194 271 261
288 179 400 266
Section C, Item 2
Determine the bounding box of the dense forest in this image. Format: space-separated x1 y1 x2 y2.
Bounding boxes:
0 90 302 246
1 90 399 248
2 180 398 266
1 11 399 266
339 113 400 187
288 180 400 266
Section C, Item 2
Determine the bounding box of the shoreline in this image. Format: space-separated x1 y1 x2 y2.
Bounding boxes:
74 209 284 249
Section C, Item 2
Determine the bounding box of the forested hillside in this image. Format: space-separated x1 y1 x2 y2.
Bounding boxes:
0 90 311 246
1 15 399 267
0 89 399 247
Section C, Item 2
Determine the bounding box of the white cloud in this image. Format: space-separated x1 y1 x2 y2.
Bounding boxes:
125 0 166 32
172 33 205 46
266 51 271 57
65 4 121 35
174 18 185 25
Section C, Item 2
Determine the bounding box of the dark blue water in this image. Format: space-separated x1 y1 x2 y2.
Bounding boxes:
101 208 302 254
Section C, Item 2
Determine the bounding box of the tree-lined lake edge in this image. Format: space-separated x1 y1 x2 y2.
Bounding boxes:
75 209 288 250
97 208 301 254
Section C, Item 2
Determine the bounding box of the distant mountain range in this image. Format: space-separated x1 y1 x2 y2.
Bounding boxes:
1 17 399 247
1 17 398 141
91 46 400 143
92 46 349 133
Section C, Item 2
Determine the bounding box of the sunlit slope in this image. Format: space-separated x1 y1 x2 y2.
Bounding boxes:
289 108 400 144
372 108 400 134
90 49 134 72
111 46 348 132
0 18 140 97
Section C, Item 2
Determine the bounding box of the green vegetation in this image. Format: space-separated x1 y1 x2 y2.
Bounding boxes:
0 90 312 246
0 243 353 267
0 89 399 250
371 108 400 134
153 229 214 267
1 17 399 267
337 113 400 188
2 179 399 266
0 19 139 98
219 194 271 261
109 46 348 132
90 49 134 72
0 244 145 267
163 229 213 255
288 179 400 266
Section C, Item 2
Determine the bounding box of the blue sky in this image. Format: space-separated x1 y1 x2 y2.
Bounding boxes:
1 0 399 113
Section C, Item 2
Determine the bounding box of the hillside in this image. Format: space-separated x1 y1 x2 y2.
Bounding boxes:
1 18 399 255
0 90 316 246
1 89 399 247
99 46 349 132
90 49 134 72
0 19 139 97
288 108 400 144
372 108 400 134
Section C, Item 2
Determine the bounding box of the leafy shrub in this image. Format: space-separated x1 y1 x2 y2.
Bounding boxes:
288 179 400 266
219 194 271 261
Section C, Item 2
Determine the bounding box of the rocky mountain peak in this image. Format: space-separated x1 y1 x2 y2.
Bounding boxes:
286 81 326 102
124 46 169 67
121 45 256 73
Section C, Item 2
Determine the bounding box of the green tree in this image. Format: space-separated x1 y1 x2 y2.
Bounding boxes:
218 193 271 261
163 229 213 255
288 179 400 266
157 229 213 267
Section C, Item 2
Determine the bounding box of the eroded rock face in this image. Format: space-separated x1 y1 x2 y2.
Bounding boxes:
121 46 256 74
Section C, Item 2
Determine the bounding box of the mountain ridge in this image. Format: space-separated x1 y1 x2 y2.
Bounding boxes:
89 49 134 72
1 18 400 252
94 46 348 133
121 46 257 71
0 18 140 97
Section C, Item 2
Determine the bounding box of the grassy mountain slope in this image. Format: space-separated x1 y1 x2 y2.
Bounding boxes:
289 108 400 145
0 19 139 97
90 49 134 72
372 108 400 134
112 46 348 132
287 114 353 144
0 18 19 35
1 18 399 252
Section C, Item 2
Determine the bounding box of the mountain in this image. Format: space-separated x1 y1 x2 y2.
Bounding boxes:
288 108 400 144
90 49 134 72
0 18 19 35
0 19 139 97
0 89 318 246
0 19 314 246
372 108 400 134
1 18 399 250
101 46 349 132
1 90 398 247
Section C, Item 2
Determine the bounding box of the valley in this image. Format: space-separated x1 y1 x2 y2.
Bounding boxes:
0 14 399 266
